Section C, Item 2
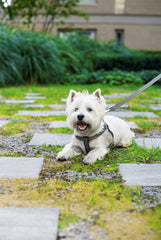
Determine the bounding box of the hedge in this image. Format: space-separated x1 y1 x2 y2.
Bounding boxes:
94 54 161 71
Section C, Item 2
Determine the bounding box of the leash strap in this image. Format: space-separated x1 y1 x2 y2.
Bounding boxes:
75 121 114 154
107 73 161 112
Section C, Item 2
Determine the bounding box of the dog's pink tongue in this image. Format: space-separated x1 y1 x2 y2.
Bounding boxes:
78 122 87 130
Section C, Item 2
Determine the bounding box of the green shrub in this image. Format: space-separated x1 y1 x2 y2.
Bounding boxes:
0 24 64 86
94 54 161 71
18 31 64 84
65 69 160 85
140 70 161 83
0 24 160 86
0 25 24 86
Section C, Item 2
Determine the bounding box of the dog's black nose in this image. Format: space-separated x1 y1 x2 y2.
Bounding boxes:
78 114 84 121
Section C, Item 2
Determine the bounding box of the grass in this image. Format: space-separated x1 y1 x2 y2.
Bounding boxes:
0 83 160 239
0 177 160 239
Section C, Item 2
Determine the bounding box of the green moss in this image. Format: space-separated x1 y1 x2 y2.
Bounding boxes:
49 128 73 134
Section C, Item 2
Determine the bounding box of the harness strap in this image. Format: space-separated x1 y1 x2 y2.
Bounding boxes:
75 121 114 154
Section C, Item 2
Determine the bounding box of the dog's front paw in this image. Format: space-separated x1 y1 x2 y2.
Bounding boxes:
83 148 108 164
83 155 97 165
56 151 67 161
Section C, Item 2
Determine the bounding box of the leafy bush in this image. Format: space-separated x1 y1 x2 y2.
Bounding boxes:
65 69 160 85
94 54 161 71
139 70 161 84
0 25 23 86
0 24 160 86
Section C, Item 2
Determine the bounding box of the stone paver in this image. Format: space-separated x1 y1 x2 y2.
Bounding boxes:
106 111 158 118
124 120 139 129
49 121 68 128
61 98 67 103
29 133 72 146
134 138 161 149
141 100 161 103
119 164 161 186
1 99 35 104
26 93 41 96
0 157 44 178
50 104 66 109
25 96 46 100
14 110 67 116
104 93 131 99
150 104 161 110
23 104 49 108
154 98 161 101
23 104 66 109
0 120 10 128
0 207 59 240
106 104 128 109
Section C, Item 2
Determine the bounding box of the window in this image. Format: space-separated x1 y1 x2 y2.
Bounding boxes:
58 29 96 39
115 29 124 46
79 0 97 5
115 0 125 14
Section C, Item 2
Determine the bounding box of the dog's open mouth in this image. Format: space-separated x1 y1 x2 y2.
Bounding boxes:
77 122 88 131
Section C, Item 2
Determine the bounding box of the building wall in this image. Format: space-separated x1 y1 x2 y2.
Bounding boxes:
57 22 161 49
54 0 161 50
77 0 161 15
125 0 161 15
77 0 114 14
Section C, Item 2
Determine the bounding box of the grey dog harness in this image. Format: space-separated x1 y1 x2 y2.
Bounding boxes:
75 121 114 154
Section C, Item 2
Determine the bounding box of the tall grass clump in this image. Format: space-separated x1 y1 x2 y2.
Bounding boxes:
0 24 64 86
0 25 23 86
16 30 64 84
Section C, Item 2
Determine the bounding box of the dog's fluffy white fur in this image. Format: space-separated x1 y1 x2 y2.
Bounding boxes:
56 89 134 164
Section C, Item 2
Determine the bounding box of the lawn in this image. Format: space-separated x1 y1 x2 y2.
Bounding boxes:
0 83 160 239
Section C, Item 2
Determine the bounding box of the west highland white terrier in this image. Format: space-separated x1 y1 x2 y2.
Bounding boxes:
56 89 134 164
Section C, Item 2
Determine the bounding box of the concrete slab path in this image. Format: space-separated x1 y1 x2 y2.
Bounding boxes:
0 157 44 178
106 111 158 118
29 133 72 146
49 121 68 128
134 138 161 149
61 98 67 103
1 99 35 104
14 110 67 116
26 93 41 96
124 120 139 129
0 207 59 240
25 96 46 100
119 163 161 186
104 93 131 99
23 104 66 109
0 120 9 128
150 104 161 110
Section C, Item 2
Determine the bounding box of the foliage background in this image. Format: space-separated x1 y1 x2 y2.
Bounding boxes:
0 24 160 86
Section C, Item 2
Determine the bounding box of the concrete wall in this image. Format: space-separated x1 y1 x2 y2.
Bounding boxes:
125 0 161 15
14 0 161 50
58 0 161 50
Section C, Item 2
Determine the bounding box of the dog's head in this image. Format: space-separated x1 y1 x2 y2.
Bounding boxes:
66 89 106 135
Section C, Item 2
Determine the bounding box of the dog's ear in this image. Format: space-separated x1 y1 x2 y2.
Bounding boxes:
93 89 101 99
68 90 77 102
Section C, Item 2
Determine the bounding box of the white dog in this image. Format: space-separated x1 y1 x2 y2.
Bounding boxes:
56 89 134 164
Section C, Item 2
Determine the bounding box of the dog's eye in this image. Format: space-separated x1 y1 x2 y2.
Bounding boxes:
87 107 92 112
74 108 78 112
